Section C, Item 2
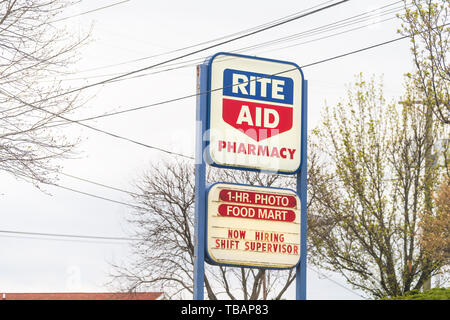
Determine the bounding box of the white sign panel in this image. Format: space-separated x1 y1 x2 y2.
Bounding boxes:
207 52 303 174
206 183 301 269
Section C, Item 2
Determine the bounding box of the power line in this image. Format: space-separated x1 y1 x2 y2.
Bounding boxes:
0 86 194 160
0 229 139 242
2 0 349 116
4 2 336 116
4 5 443 163
231 6 406 55
58 171 140 197
307 265 368 300
48 182 146 210
0 32 431 250
51 0 132 23
46 33 418 128
1 33 416 161
5 20 445 162
98 9 402 85
71 0 339 75
51 0 404 83
0 2 350 159
10 169 147 210
76 18 450 125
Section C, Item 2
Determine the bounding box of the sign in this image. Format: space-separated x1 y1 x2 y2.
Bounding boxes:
206 183 301 269
207 52 304 174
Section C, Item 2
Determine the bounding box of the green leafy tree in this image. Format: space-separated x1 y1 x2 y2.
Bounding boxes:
398 0 450 125
382 287 450 300
308 74 448 299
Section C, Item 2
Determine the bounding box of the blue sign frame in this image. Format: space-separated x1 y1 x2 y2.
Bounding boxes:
193 54 308 300
203 52 305 175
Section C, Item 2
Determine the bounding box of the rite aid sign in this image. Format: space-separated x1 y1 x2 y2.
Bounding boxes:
206 183 301 269
206 52 304 174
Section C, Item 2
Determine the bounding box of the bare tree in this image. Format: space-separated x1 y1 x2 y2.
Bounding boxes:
0 0 90 185
108 159 298 300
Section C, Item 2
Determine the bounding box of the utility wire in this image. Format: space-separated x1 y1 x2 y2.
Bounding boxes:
0 86 195 160
9 170 147 211
4 20 446 163
51 0 132 23
48 182 146 211
58 171 140 197
44 32 423 127
72 18 450 125
85 9 402 85
4 4 443 164
0 31 425 161
71 0 339 74
0 1 350 159
2 0 350 115
307 265 368 300
0 229 139 242
1 30 431 244
51 0 404 83
1 1 339 116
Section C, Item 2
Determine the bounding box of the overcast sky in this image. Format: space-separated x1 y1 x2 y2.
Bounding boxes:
0 0 421 300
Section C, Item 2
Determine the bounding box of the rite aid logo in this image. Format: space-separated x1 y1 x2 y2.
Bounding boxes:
222 69 294 142
207 52 303 173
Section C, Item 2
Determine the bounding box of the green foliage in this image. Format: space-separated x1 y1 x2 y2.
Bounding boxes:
398 0 450 125
382 287 450 300
308 73 448 299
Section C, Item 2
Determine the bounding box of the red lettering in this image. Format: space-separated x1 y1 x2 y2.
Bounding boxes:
216 140 298 162
218 204 295 222
218 140 226 151
228 229 246 239
257 145 269 157
219 189 297 208
270 147 280 158
288 148 296 159
222 98 293 142
227 141 236 153
237 143 247 154
248 143 256 155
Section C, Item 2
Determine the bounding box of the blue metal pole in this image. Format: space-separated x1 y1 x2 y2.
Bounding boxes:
296 79 308 300
193 64 208 300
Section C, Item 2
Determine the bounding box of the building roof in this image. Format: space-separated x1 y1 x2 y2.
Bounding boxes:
1 292 163 300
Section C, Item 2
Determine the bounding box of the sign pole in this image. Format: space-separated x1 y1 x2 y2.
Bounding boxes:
193 64 208 300
194 54 308 300
296 79 308 300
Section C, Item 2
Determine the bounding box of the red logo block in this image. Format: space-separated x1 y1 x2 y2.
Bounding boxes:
222 98 293 142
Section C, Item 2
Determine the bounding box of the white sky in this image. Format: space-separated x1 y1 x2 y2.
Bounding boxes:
0 0 421 300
